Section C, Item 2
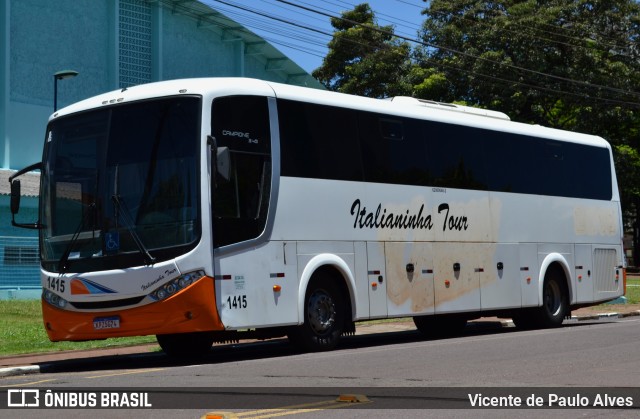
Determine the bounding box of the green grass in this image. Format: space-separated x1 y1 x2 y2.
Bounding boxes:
622 276 640 304
0 300 156 356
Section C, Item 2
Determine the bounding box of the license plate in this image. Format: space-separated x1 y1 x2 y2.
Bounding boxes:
93 316 120 330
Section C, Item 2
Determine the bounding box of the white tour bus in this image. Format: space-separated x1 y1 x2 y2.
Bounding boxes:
9 78 625 355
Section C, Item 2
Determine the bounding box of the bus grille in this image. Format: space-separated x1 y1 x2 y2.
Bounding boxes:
593 248 618 292
69 296 145 310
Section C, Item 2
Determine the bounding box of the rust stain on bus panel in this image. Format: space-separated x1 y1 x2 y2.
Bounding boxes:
433 243 476 310
385 242 435 314
379 195 502 313
574 206 618 237
432 242 498 311
432 196 494 243
366 196 496 243
367 197 436 243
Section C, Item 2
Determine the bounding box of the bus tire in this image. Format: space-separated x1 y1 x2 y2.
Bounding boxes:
413 314 467 337
537 268 568 328
288 275 344 352
156 331 214 357
514 267 568 329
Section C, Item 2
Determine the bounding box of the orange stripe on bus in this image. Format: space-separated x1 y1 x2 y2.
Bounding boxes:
70 279 91 295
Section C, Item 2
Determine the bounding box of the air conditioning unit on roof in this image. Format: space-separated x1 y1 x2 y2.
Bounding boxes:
386 96 511 121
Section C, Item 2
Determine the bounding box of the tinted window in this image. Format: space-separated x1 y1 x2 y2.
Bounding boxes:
276 100 612 200
485 132 611 200
359 112 430 186
485 131 539 194
578 145 611 200
426 122 488 190
278 100 363 182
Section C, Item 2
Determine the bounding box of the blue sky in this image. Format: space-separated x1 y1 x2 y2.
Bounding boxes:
201 0 428 73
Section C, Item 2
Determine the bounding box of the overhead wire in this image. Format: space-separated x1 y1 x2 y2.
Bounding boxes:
203 0 418 68
194 0 332 57
169 0 639 106
310 0 425 39
205 0 633 67
423 6 636 58
395 0 636 54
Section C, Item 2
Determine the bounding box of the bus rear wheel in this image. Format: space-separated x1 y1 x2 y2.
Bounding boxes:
156 331 215 357
538 269 568 327
288 276 344 352
513 267 568 329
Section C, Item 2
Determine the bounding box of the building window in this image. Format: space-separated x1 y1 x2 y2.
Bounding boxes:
119 0 152 88
0 237 40 288
3 246 38 266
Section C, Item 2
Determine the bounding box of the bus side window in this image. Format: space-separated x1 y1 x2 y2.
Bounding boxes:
359 113 428 186
278 100 363 182
425 122 488 190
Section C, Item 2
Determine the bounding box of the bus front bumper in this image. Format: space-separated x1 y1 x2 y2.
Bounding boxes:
42 276 224 341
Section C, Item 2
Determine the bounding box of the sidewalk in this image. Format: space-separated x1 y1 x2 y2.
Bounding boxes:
1 306 639 378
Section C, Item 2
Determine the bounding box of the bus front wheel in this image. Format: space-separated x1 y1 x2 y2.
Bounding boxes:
156 331 215 357
288 276 344 352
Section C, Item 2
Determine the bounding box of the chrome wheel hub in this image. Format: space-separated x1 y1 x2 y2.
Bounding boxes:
307 289 335 334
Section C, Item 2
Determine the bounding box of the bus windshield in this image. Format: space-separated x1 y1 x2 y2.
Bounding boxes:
40 96 202 273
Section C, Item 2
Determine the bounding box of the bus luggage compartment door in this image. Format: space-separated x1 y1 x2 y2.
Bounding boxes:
384 242 434 317
433 243 482 314
366 242 388 319
575 244 593 303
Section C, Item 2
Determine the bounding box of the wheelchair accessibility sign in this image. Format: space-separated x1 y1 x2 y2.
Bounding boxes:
105 231 120 253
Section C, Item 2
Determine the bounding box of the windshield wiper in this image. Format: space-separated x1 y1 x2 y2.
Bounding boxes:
111 194 155 266
58 203 96 273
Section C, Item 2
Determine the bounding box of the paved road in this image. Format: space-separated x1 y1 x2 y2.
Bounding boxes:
1 316 639 418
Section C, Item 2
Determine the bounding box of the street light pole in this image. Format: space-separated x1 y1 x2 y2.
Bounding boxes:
53 70 79 111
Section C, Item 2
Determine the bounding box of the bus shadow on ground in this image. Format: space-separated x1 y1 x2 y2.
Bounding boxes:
37 318 613 374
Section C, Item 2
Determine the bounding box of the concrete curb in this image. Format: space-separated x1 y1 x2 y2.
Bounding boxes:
619 310 640 318
572 310 640 321
1 310 638 378
0 365 40 377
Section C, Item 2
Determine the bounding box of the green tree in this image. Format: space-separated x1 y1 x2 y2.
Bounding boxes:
418 0 640 125
312 3 414 97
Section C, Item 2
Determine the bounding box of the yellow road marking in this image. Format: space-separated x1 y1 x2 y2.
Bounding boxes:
236 400 341 418
208 396 372 419
0 378 56 388
85 368 165 379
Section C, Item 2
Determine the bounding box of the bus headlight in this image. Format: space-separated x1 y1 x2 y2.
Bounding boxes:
43 289 68 309
148 270 205 301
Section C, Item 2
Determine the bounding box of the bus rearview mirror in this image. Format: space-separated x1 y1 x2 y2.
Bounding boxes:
10 180 21 215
